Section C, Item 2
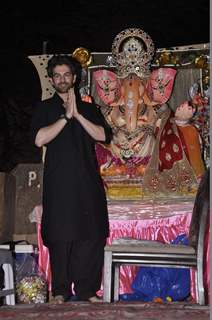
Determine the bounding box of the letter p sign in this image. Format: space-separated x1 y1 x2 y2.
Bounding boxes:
28 171 37 187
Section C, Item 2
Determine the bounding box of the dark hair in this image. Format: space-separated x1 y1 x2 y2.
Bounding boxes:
46 54 82 87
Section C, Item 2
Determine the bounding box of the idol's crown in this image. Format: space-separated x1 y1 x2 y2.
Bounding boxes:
112 28 155 79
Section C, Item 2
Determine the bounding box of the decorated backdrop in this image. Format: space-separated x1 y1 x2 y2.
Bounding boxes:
28 29 209 200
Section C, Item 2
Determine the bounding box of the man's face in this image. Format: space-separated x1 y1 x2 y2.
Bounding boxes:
50 64 76 93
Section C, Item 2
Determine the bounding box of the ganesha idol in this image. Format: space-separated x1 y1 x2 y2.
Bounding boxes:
92 28 204 199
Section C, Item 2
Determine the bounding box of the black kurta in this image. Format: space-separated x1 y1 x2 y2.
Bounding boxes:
31 93 112 245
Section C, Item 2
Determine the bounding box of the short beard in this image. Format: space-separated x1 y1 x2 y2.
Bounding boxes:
53 83 74 94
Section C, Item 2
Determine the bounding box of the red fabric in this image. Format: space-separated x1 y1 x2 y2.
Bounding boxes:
159 115 183 171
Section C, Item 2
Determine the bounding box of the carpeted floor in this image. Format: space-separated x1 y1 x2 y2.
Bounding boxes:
0 301 210 320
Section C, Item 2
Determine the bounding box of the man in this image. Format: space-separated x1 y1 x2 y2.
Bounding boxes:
31 55 112 304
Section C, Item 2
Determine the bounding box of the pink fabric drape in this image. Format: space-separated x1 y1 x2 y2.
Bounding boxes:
34 200 209 302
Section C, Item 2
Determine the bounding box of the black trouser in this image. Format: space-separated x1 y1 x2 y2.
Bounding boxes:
48 238 106 300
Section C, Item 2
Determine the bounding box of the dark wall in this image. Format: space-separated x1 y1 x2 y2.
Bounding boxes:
0 54 42 172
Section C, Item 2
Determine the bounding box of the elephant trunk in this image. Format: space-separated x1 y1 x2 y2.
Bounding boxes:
125 95 139 132
121 75 144 132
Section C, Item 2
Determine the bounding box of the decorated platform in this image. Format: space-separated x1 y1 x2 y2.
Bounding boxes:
32 197 209 303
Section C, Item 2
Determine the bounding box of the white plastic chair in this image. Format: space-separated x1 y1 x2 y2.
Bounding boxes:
0 249 15 305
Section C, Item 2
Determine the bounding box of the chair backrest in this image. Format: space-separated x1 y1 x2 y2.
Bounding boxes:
188 168 209 248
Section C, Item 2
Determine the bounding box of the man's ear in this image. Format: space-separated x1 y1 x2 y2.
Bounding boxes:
73 75 76 84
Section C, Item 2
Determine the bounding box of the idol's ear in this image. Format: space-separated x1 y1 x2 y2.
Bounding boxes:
145 68 177 105
93 69 121 106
